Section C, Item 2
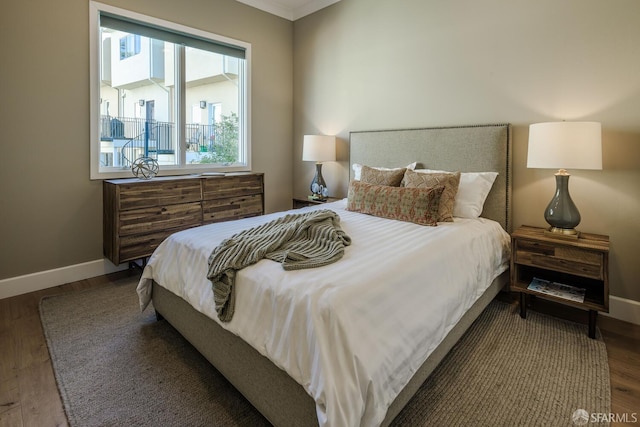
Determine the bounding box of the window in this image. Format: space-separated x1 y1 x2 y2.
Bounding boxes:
90 2 251 179
119 34 140 59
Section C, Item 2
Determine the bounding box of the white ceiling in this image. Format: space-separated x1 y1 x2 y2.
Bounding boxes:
235 0 341 21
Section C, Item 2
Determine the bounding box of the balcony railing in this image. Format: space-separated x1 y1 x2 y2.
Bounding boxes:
100 116 220 167
100 116 174 167
185 123 217 153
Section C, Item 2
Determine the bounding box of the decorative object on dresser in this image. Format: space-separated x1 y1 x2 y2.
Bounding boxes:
103 173 264 266
510 225 609 338
302 134 336 200
527 121 602 237
130 156 160 180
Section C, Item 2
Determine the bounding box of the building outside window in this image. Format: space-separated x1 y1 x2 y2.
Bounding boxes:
90 2 251 179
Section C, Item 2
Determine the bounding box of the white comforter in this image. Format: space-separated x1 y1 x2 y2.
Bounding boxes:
137 199 510 427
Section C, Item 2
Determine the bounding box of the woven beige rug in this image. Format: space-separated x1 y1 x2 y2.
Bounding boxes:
40 277 610 426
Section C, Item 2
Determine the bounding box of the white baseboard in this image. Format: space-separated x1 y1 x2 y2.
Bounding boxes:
0 259 128 300
603 295 640 326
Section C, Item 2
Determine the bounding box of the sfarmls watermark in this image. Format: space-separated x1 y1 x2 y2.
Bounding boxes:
572 409 638 425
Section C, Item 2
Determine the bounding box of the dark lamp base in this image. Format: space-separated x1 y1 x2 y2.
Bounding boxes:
542 172 582 240
309 163 329 201
544 227 581 239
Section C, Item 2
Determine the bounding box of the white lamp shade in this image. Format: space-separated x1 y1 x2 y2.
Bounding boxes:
302 135 336 162
527 122 602 170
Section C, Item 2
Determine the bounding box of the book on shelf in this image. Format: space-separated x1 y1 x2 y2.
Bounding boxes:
527 277 586 303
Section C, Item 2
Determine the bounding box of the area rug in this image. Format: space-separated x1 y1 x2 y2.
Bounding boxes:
40 277 610 427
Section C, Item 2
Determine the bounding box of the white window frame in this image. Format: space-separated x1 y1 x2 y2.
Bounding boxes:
89 1 251 180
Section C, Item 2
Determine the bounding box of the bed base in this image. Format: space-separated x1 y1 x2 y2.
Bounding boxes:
152 271 508 426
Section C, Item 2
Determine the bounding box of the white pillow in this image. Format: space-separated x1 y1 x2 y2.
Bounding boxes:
414 169 498 219
352 162 417 181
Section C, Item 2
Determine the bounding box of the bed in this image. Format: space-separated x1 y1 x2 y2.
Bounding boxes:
137 123 512 427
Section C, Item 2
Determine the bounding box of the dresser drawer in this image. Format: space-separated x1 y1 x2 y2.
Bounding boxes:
118 202 202 236
514 239 604 280
202 174 263 200
118 180 201 210
118 229 183 262
202 194 263 223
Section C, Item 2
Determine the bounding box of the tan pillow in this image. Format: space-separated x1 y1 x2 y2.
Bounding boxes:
401 169 461 222
346 180 444 226
352 162 416 181
360 165 406 187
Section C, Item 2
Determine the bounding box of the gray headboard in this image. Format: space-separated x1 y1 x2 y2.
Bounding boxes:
349 124 512 232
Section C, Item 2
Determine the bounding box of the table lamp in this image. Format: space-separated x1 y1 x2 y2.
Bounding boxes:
527 121 602 236
302 135 336 200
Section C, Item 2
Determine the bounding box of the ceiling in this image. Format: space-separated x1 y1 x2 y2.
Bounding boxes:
235 0 341 21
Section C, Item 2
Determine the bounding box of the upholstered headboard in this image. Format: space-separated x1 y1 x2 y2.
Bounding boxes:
349 124 512 232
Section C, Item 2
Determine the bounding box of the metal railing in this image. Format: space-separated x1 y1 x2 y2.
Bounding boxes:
100 116 225 167
185 123 217 153
100 116 174 167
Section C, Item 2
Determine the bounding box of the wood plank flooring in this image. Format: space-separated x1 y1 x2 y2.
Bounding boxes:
0 271 135 427
1 271 638 427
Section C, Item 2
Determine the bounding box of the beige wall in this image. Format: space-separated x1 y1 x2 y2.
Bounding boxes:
293 0 640 303
0 0 293 279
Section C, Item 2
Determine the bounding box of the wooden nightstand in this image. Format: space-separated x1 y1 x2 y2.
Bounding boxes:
292 197 341 209
510 225 610 339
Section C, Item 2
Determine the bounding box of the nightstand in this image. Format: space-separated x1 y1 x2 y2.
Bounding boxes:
510 225 610 338
292 197 341 209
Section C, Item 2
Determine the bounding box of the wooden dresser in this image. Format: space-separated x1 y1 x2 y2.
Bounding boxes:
103 173 264 265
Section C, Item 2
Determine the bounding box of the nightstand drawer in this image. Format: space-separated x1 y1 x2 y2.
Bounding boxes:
515 240 604 280
527 253 603 279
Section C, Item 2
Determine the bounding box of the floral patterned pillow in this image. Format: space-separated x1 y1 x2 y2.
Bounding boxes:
401 169 461 222
360 165 406 187
346 180 444 226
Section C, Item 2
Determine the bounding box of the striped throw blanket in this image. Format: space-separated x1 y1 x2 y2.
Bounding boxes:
207 209 351 322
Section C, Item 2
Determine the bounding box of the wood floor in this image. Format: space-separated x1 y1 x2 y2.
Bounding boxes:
1 271 639 427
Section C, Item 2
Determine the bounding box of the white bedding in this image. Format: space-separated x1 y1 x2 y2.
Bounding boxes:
137 199 510 427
